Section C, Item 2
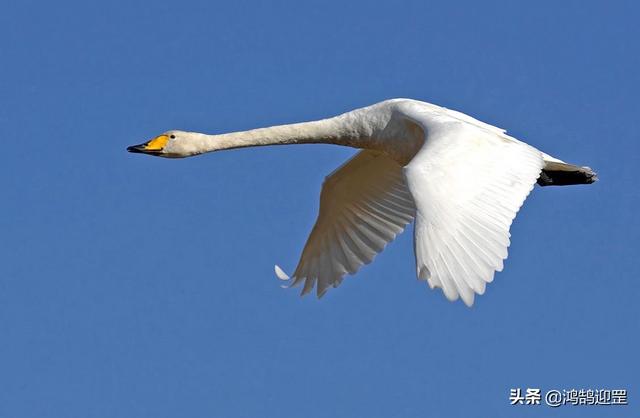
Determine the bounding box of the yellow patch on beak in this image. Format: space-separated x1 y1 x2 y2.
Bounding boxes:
145 135 169 151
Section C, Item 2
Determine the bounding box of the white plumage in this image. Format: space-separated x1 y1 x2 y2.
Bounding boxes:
128 99 596 306
282 150 415 298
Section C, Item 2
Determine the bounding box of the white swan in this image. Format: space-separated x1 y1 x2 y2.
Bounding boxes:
128 99 596 306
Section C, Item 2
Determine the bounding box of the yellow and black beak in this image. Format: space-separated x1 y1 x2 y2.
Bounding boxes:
127 135 169 156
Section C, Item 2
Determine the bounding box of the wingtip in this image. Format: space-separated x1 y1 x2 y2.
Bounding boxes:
274 265 290 281
316 286 329 299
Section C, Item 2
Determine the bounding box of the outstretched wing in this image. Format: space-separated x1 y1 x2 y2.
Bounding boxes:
276 150 416 297
402 106 544 306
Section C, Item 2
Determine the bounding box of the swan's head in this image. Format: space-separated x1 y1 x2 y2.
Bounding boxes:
127 131 202 158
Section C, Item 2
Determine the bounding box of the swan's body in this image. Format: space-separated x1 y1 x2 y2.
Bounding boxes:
128 99 596 306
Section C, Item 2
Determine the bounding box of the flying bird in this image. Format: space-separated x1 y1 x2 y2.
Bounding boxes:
128 99 596 306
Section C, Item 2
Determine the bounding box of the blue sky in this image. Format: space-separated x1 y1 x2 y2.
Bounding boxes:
1 0 638 417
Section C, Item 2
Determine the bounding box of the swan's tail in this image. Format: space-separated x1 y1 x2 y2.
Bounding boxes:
537 154 597 186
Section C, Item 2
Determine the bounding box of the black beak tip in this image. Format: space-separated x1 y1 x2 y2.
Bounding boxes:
127 145 145 153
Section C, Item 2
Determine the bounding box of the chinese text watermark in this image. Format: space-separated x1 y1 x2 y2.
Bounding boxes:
509 388 628 407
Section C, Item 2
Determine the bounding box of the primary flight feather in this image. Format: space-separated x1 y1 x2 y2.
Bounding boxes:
128 99 596 306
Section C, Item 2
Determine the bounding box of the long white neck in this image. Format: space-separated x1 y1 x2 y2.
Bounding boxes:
184 110 381 155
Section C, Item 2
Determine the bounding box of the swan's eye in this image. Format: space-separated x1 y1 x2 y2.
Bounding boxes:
170 134 176 139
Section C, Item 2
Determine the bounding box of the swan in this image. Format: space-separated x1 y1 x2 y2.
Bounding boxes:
127 99 596 306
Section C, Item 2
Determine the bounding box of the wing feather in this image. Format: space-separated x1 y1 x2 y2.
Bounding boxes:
403 114 544 306
278 150 416 297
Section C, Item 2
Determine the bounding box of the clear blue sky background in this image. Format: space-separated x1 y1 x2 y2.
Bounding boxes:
1 1 638 417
